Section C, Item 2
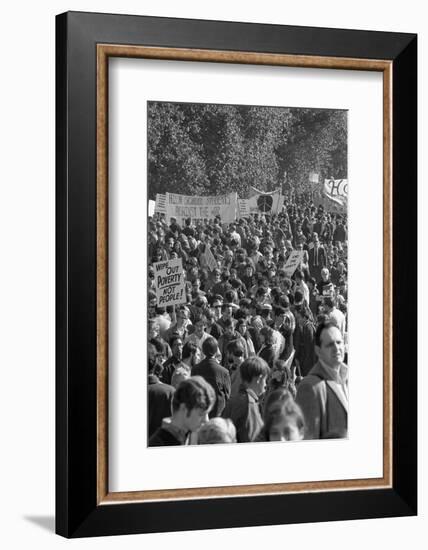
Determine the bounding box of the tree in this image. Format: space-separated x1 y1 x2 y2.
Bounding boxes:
147 102 347 198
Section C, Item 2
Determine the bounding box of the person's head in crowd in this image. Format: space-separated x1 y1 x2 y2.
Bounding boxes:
188 236 197 250
211 299 222 321
172 240 182 254
267 266 276 280
239 356 270 397
176 306 190 324
171 365 191 389
192 313 206 339
294 269 305 283
198 417 237 444
254 286 268 306
317 312 329 326
226 340 245 371
148 319 160 340
224 249 234 264
212 268 221 283
148 291 157 317
273 305 288 328
222 317 236 336
191 278 201 295
165 236 175 251
182 341 201 369
260 325 275 346
202 336 219 359
323 296 336 314
315 322 345 369
269 360 295 393
312 232 320 245
193 294 208 311
264 246 273 261
278 294 290 310
221 270 230 282
236 317 248 338
294 290 304 306
251 315 264 333
244 263 254 278
221 303 233 321
307 276 317 292
169 251 178 259
224 289 238 305
171 376 216 433
337 260 346 274
260 304 273 325
150 337 169 367
148 344 163 378
270 286 282 304
321 267 330 282
155 305 167 317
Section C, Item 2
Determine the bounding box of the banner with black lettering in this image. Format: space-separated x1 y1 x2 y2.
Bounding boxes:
165 192 237 225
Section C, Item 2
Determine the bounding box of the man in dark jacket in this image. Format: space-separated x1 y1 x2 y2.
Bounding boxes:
147 345 175 438
222 356 270 442
192 337 231 417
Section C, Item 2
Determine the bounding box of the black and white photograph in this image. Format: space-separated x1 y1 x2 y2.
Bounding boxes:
147 101 348 446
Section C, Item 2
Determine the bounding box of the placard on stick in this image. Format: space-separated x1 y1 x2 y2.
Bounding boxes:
153 258 186 307
283 251 304 277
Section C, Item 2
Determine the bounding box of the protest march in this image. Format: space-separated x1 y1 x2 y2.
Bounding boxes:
147 187 349 446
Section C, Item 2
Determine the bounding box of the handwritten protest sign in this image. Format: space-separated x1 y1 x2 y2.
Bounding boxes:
165 192 237 224
153 258 186 307
283 251 304 277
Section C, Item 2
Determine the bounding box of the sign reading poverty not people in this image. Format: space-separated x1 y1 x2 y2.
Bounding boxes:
153 258 186 307
165 192 237 225
283 251 304 277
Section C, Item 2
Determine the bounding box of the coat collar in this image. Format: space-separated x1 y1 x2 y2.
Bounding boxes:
310 361 348 413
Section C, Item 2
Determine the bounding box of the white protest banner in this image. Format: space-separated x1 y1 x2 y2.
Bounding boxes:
283 250 304 277
155 193 166 214
165 192 237 224
323 178 348 211
241 190 284 216
202 244 217 272
148 200 156 217
153 258 186 307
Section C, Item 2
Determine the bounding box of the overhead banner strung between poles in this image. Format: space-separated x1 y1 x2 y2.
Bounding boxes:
153 258 186 307
164 192 237 225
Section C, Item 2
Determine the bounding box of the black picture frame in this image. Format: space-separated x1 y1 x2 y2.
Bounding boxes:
56 11 417 538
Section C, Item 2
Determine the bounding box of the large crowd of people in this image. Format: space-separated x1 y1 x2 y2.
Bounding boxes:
147 193 348 446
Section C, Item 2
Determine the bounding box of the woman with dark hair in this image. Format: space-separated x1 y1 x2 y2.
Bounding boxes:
173 239 188 263
257 388 305 442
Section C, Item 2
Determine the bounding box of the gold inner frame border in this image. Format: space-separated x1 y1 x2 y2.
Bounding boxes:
96 44 393 504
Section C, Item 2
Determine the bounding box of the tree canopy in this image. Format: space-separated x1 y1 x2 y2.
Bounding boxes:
148 102 347 199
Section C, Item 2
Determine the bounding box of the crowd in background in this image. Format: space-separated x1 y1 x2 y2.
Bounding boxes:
147 192 349 446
